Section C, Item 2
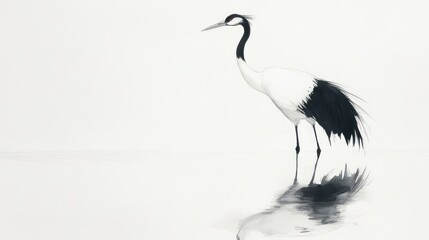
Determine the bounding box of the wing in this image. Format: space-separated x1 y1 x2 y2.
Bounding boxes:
262 68 316 110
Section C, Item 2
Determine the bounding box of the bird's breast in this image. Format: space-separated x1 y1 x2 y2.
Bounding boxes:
237 59 265 94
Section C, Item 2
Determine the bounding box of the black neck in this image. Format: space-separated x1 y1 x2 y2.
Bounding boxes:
236 20 250 61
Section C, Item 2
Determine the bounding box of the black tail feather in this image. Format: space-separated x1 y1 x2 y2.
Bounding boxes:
299 79 365 148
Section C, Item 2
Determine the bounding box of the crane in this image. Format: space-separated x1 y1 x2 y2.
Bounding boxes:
202 14 365 185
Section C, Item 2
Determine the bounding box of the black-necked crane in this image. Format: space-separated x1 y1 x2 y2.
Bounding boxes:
203 14 365 185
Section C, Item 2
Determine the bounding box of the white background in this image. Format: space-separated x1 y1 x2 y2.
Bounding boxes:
0 0 428 239
1 0 428 153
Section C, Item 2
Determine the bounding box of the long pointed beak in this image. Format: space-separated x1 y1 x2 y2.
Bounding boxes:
201 21 226 31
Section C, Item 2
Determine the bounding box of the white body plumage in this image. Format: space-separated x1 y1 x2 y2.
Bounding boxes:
238 58 316 125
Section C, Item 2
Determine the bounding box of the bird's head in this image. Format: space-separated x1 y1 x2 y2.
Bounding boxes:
202 14 252 31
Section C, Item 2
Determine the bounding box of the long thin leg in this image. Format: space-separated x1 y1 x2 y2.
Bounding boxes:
309 125 321 185
293 125 300 185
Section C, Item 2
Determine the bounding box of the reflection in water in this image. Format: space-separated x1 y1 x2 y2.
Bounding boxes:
237 165 369 239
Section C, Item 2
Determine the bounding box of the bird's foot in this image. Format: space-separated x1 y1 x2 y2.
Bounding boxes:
293 179 298 186
308 181 317 187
